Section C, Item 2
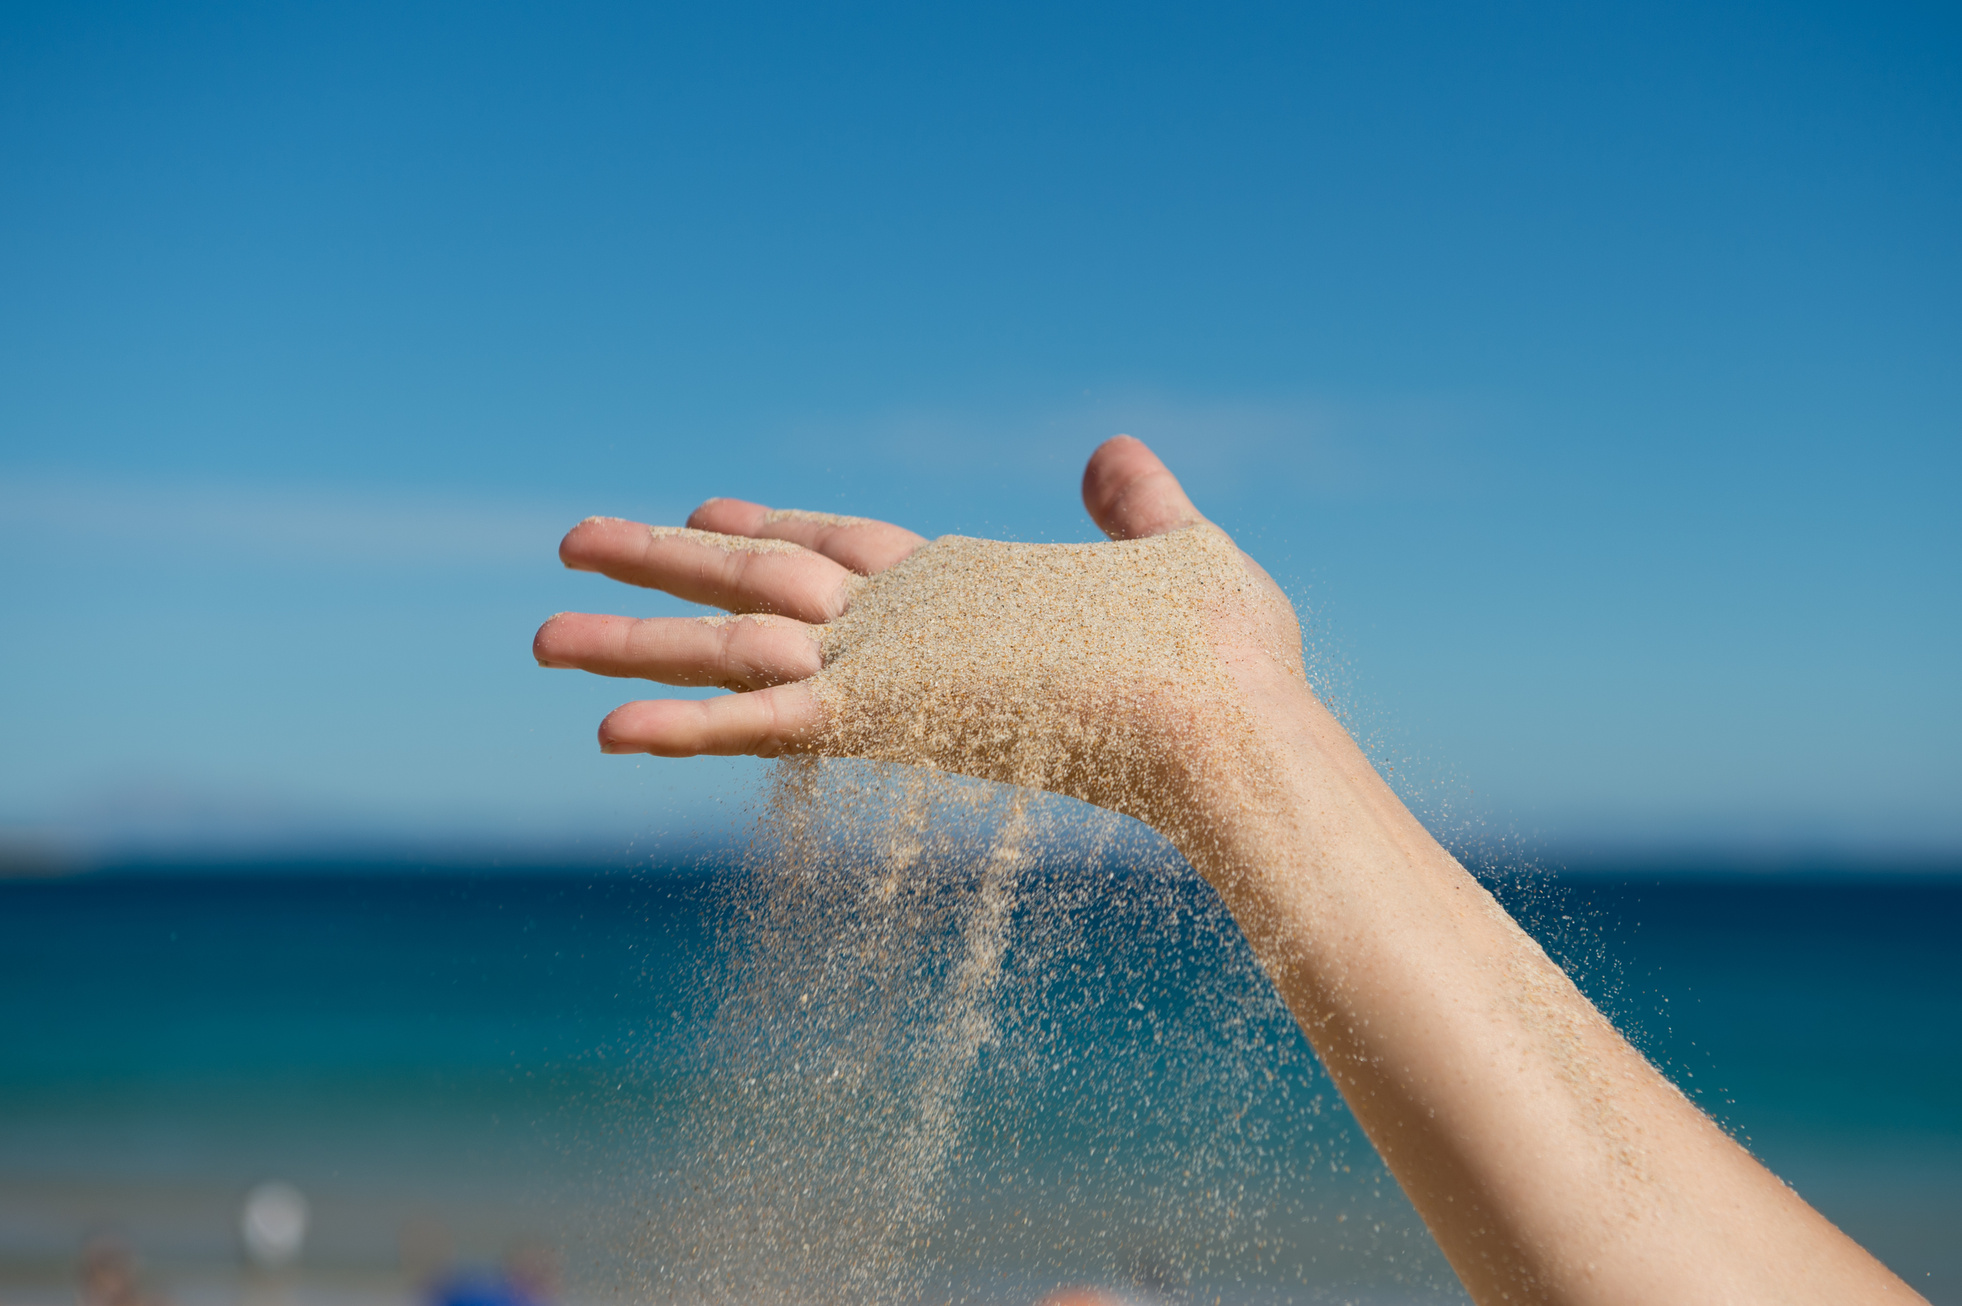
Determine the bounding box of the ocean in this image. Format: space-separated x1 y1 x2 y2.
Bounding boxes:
1 861 1956 1304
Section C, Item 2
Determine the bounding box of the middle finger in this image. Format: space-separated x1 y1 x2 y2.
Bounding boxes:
559 518 857 622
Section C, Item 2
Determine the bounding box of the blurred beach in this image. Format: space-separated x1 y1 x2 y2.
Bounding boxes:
3 1 1957 1299
1 863 1956 1305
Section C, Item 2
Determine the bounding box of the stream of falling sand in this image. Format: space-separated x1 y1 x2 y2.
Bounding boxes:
629 527 1456 1303
639 765 1043 1305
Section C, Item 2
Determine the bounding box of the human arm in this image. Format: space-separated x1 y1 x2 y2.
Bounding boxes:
533 437 1918 1304
1168 641 1911 1303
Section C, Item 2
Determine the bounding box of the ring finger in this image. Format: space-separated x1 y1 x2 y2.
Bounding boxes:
534 612 823 691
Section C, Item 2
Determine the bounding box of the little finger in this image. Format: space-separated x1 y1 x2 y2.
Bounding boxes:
597 684 823 758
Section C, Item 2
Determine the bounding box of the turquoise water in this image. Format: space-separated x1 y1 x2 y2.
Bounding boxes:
1 865 1956 1303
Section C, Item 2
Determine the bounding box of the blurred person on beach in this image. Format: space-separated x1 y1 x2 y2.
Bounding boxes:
400 1220 558 1306
76 1232 167 1306
538 436 1924 1304
496 1239 558 1306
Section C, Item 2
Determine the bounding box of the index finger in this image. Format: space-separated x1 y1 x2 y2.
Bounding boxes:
686 498 926 575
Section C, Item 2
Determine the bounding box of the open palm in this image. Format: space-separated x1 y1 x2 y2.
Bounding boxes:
536 436 1291 753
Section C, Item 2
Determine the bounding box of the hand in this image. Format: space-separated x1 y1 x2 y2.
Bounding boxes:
533 435 1921 1306
533 436 1303 811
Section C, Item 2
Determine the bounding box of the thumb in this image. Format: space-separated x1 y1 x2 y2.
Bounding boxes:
1081 435 1207 540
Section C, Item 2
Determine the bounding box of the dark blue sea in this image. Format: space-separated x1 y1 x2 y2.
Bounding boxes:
1 863 1956 1304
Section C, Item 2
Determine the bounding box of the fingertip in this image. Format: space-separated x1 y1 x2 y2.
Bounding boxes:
687 497 771 533
559 517 624 571
533 612 570 666
1081 435 1203 540
1081 435 1152 516
597 703 645 754
593 689 816 758
599 699 703 757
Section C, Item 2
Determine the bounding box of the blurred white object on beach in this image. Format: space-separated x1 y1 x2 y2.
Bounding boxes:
240 1181 309 1268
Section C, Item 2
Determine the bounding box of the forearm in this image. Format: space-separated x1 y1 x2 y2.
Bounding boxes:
1182 671 1916 1305
545 437 1919 1300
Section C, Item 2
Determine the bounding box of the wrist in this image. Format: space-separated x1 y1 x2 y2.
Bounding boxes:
1163 664 1457 929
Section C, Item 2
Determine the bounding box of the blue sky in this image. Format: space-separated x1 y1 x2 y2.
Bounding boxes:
1 0 1956 863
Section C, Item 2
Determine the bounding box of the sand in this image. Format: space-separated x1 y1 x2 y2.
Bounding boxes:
807 525 1291 831
633 526 1365 1305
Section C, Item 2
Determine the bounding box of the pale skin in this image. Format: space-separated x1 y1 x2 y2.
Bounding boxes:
534 437 1919 1305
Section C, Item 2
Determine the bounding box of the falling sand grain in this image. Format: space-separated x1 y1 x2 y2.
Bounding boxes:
637 526 1338 1304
